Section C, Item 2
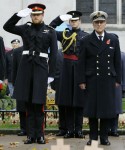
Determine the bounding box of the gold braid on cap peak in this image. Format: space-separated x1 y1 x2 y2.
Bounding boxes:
62 30 77 52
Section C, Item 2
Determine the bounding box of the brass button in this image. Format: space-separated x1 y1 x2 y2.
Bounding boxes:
97 67 99 69
108 61 110 63
108 73 111 75
97 73 99 76
108 55 110 57
108 67 110 69
96 61 99 63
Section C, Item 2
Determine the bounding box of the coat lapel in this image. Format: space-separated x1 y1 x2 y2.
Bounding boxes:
90 31 100 49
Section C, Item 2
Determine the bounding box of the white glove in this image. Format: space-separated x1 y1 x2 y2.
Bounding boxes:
60 14 72 21
17 8 32 18
47 77 54 84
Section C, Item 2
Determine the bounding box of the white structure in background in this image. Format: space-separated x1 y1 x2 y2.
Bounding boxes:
0 0 125 51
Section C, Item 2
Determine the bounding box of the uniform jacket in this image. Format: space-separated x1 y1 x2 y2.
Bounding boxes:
0 37 6 80
78 31 121 118
12 46 23 86
5 49 13 82
50 16 88 107
3 14 58 104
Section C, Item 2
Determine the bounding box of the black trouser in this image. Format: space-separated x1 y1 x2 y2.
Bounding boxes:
19 112 27 133
26 103 44 139
89 118 110 141
58 106 67 131
108 115 119 133
65 106 83 133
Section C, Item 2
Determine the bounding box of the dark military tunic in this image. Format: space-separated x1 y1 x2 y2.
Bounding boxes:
0 37 6 80
78 31 121 118
50 16 88 107
3 14 58 104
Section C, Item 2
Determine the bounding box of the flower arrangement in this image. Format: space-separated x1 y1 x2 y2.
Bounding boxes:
0 80 16 110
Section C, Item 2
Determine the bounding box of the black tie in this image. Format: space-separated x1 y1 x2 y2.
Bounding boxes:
98 36 103 41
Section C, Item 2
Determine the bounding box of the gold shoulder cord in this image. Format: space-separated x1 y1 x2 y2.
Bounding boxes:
62 30 77 52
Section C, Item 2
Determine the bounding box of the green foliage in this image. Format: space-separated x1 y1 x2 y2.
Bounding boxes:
0 84 16 110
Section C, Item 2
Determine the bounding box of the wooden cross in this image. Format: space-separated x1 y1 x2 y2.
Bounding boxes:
51 139 70 150
84 140 104 150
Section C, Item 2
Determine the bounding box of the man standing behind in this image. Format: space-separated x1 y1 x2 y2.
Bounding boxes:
5 39 20 97
78 11 121 145
3 3 57 144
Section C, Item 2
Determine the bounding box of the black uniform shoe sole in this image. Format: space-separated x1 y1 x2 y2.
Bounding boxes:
100 140 111 146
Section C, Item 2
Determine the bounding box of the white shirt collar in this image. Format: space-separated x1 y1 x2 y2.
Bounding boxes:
95 31 105 41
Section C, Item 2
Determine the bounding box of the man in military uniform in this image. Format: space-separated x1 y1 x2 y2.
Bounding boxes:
0 37 6 81
50 11 88 138
3 3 57 144
78 11 121 145
4 39 20 97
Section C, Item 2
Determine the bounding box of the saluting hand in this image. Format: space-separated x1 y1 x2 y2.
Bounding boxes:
17 8 32 18
79 83 86 90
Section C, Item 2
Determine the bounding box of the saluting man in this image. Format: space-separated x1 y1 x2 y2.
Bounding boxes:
78 11 121 145
50 11 88 138
3 3 57 144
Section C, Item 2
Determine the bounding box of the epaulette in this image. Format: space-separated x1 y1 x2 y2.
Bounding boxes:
47 25 54 30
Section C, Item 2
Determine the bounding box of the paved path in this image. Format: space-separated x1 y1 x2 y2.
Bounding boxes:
0 134 125 150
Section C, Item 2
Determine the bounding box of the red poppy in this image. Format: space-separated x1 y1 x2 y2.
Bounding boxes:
106 39 110 44
0 83 3 90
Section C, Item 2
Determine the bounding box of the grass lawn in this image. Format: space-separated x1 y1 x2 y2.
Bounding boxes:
0 99 125 129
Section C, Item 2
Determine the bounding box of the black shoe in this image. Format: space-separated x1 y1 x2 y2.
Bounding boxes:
18 131 27 136
24 137 36 144
75 131 85 138
37 136 46 144
56 130 66 136
100 139 111 145
64 131 74 138
87 140 92 145
110 132 119 137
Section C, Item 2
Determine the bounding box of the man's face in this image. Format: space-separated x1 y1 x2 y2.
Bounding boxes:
11 42 20 49
31 13 44 24
69 19 81 29
93 20 106 35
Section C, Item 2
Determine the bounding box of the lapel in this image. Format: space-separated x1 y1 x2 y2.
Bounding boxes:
90 31 100 49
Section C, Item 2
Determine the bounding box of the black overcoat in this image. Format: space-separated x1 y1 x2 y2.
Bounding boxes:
78 31 121 118
12 46 26 112
3 14 58 104
50 16 88 107
0 37 6 80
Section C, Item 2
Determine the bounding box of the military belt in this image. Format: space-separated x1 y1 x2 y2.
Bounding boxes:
22 50 48 58
64 54 78 60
